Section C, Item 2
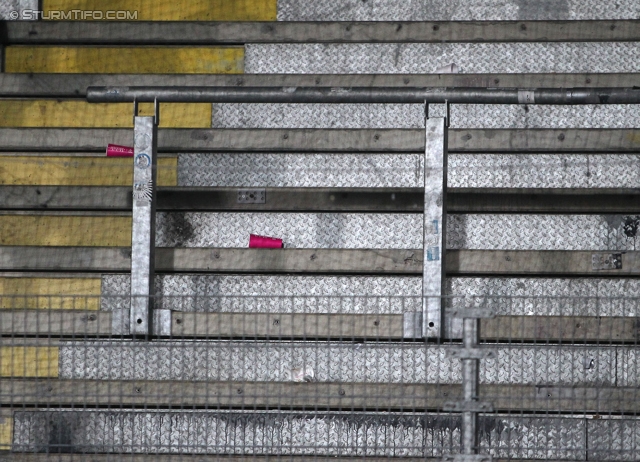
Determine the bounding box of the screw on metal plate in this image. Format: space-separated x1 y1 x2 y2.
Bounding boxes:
447 347 496 360
442 455 492 462
592 253 622 270
449 307 496 319
237 189 266 204
443 401 494 412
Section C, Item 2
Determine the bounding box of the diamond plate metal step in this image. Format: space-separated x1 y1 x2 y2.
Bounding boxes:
102 275 640 317
277 0 639 21
211 103 640 129
246 43 640 74
178 153 640 189
11 410 592 459
152 212 639 251
56 340 618 385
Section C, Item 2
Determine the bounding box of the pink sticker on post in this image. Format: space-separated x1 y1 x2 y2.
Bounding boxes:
249 234 283 248
106 144 134 157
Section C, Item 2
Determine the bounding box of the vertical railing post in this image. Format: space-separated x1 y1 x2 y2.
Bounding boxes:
462 317 480 455
444 306 495 462
423 116 447 338
130 114 157 336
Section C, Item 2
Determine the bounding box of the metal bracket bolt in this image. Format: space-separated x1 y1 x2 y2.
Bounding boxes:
592 253 622 270
237 189 266 204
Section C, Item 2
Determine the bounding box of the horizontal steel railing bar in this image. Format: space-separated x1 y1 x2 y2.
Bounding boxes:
4 20 640 44
0 247 638 275
87 86 640 104
1 128 639 152
3 186 640 213
1 311 636 342
2 380 639 413
3 73 639 98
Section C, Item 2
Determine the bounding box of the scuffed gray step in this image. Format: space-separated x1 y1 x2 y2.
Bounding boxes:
58 341 617 386
211 103 640 129
245 43 640 74
277 0 639 21
12 410 588 459
178 153 640 189
154 212 638 250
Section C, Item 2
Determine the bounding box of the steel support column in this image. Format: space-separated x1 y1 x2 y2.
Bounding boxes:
423 117 447 338
130 116 157 336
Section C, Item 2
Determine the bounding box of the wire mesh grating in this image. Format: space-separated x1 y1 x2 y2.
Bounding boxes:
0 294 638 459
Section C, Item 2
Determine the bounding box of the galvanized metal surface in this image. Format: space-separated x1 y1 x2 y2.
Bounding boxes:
245 43 640 74
211 103 640 128
130 117 157 336
102 275 640 316
178 153 640 189
91 86 640 105
277 0 640 21
55 340 617 385
423 118 447 336
11 410 592 459
153 212 639 251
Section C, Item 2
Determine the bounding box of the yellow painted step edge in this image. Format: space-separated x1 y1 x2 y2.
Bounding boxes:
0 156 178 186
0 410 11 451
0 277 101 310
0 215 132 247
42 0 277 21
0 100 211 128
5 46 244 74
0 347 59 378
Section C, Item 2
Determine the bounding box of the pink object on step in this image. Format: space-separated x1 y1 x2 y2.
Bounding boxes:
106 144 134 157
249 234 283 248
